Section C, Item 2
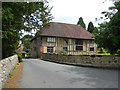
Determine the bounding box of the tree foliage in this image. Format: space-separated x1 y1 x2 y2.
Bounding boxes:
87 22 94 33
2 1 53 58
21 35 33 50
93 27 99 34
77 17 86 29
94 1 120 54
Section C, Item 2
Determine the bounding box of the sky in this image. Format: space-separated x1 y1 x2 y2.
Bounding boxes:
49 0 113 27
22 0 113 36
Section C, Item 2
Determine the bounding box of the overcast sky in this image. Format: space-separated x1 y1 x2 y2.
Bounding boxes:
49 0 113 27
22 0 113 36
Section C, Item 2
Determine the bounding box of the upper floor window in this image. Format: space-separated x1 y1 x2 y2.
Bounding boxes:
47 37 56 43
76 39 83 45
89 40 94 44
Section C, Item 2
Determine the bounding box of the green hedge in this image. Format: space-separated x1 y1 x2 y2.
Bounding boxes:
17 54 23 62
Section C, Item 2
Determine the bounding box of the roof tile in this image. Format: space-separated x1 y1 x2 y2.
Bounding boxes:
40 22 94 39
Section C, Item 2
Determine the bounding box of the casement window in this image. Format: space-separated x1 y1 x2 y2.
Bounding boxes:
63 47 68 51
89 40 94 44
47 37 56 43
90 47 94 51
76 46 83 51
76 39 83 45
47 46 53 53
76 39 83 51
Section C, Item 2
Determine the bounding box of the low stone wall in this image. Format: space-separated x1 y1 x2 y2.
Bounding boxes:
41 53 119 69
0 55 19 89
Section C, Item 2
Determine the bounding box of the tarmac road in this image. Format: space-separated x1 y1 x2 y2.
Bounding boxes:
20 59 118 88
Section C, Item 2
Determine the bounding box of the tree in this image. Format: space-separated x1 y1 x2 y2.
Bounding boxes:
87 21 94 33
93 27 99 34
21 35 33 50
77 17 86 29
94 1 120 54
2 1 53 59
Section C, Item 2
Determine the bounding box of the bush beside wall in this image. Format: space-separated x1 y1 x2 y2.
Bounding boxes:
17 53 23 62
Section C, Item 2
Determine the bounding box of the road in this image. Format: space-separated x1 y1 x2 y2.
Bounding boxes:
20 59 118 88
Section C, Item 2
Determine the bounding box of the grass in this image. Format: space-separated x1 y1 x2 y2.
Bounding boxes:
9 73 13 78
96 50 119 55
97 50 111 55
97 53 111 55
14 65 18 69
9 65 18 78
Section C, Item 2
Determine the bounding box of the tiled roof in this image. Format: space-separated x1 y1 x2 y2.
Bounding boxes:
40 22 94 39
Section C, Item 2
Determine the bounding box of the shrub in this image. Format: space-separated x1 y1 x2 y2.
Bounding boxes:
9 73 13 78
57 50 67 55
26 52 31 58
98 48 104 53
17 53 23 62
14 65 18 69
117 49 120 55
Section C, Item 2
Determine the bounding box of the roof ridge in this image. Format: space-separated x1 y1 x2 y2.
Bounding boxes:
50 22 78 26
50 22 87 31
31 22 94 41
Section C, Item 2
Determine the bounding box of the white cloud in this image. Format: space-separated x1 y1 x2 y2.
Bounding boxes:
49 0 113 27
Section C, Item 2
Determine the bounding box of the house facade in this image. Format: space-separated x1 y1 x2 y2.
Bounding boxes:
30 22 97 57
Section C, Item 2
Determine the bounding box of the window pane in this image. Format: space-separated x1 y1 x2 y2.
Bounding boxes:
76 46 83 51
90 47 94 51
47 46 53 53
63 47 68 51
47 37 56 42
89 40 94 44
76 39 83 45
53 38 55 42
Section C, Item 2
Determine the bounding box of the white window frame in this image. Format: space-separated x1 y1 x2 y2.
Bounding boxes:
47 46 54 53
47 37 56 43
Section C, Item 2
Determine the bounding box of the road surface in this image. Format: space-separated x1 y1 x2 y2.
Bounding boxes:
20 59 118 88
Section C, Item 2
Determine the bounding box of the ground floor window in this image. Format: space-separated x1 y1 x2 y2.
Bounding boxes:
63 47 68 51
90 47 94 51
47 46 53 53
76 46 83 51
76 39 83 51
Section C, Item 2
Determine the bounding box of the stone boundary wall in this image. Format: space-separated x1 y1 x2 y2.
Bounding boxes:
0 55 19 89
41 53 119 69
